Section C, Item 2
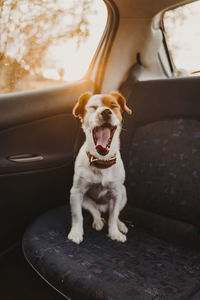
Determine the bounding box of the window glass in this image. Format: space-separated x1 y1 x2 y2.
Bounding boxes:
163 0 200 76
0 0 107 94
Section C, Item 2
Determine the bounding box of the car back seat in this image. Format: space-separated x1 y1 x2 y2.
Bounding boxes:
121 77 200 249
23 74 200 300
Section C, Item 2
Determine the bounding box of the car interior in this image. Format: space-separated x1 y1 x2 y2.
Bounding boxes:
1 0 200 299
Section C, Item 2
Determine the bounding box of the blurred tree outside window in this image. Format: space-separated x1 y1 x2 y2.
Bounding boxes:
163 0 200 77
0 0 107 94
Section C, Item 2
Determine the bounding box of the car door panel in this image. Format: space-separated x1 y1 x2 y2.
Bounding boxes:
0 114 78 174
0 79 93 252
0 79 92 129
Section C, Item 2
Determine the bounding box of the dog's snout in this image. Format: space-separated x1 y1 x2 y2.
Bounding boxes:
101 109 112 120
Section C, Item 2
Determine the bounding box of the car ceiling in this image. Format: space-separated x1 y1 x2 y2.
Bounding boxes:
114 0 194 18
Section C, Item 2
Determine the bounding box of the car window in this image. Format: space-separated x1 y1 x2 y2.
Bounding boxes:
163 0 200 77
0 0 107 94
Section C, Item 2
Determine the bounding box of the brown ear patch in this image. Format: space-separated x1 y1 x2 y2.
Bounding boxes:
110 91 132 115
73 92 92 121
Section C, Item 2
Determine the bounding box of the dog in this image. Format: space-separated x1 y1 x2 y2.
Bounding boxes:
68 91 132 244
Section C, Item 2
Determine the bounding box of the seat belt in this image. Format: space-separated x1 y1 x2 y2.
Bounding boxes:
119 53 143 99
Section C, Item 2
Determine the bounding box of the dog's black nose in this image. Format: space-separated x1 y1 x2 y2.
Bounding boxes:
101 109 112 120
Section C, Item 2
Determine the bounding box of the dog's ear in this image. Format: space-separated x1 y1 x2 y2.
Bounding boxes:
110 91 132 115
73 92 92 120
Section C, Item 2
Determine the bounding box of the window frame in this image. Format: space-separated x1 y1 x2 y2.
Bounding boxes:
86 0 119 93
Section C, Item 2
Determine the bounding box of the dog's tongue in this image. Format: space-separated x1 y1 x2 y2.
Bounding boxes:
95 127 110 155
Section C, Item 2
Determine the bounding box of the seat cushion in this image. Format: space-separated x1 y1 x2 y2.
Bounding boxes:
23 205 200 300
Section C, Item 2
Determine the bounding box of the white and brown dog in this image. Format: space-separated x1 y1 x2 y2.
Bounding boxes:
68 91 132 244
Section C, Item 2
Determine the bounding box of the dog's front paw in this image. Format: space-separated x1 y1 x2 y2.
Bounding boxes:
108 230 127 243
68 229 83 244
92 217 105 231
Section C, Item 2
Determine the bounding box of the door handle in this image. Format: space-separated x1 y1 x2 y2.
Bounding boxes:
8 154 44 163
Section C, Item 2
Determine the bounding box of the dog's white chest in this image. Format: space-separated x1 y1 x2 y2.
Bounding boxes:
86 183 112 205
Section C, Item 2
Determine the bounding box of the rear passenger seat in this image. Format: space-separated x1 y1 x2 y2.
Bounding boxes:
23 76 200 300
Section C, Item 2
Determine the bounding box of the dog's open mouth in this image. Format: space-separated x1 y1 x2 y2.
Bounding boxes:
93 124 117 156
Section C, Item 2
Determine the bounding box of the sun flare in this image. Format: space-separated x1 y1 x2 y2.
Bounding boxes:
0 0 107 94
43 0 107 82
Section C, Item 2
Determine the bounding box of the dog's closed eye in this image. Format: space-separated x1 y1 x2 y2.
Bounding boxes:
110 105 118 109
88 105 98 110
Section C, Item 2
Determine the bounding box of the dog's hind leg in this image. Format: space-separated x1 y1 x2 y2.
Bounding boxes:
117 185 128 234
83 196 105 231
117 219 128 234
108 186 127 242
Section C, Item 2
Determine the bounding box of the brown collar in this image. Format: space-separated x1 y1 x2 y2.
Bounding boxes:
87 152 116 169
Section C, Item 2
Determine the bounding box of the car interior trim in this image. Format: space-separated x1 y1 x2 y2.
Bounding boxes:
8 154 44 163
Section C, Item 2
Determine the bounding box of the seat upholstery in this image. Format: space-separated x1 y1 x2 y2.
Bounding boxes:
129 118 200 227
125 119 200 248
119 79 200 248
23 206 200 300
23 78 200 299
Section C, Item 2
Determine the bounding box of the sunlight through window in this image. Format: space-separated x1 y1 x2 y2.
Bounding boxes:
0 0 107 94
164 0 200 76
